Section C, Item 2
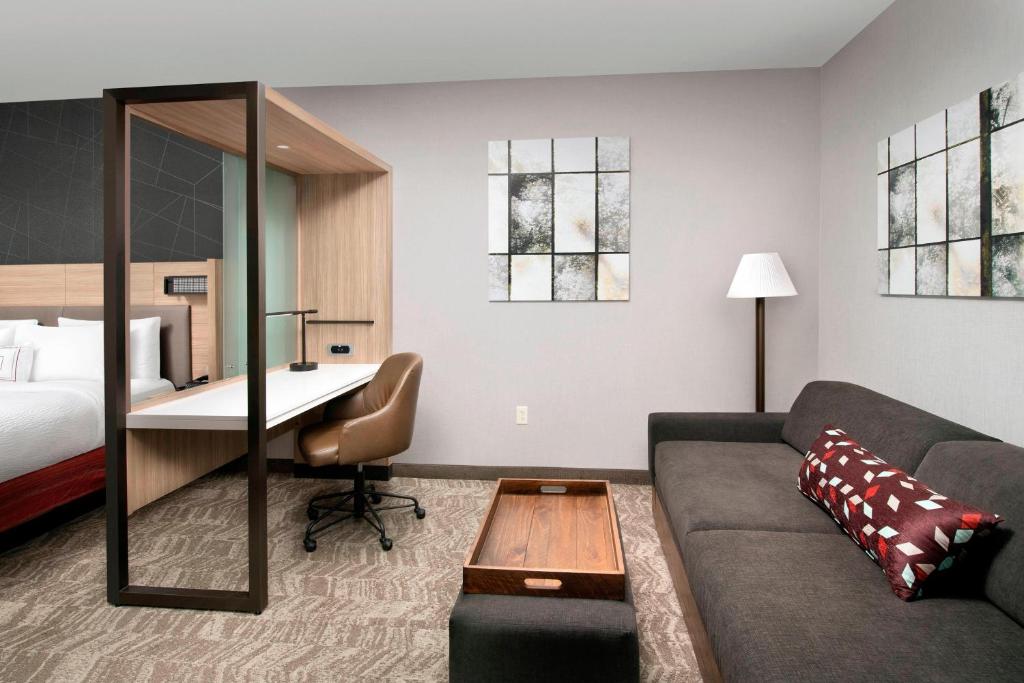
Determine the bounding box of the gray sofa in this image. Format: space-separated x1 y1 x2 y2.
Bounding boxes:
649 381 1024 682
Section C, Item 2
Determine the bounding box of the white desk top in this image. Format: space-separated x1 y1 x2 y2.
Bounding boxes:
127 364 379 431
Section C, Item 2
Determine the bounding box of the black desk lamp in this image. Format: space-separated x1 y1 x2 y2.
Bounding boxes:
266 309 318 372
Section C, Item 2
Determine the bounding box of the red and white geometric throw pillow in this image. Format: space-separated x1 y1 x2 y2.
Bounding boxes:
797 425 1003 601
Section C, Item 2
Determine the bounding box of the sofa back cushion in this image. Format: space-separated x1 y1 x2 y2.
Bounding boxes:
915 441 1024 626
782 381 996 473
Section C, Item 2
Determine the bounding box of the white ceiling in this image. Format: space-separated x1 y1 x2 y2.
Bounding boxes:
0 0 893 102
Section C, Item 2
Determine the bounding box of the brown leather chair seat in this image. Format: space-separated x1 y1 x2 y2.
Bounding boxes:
298 352 424 552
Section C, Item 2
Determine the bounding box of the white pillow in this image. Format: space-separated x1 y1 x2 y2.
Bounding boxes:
0 346 34 382
58 316 161 380
0 328 13 346
13 324 104 381
0 319 38 328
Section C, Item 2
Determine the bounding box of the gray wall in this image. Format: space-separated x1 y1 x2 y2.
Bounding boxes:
285 70 821 469
0 98 222 264
819 0 1024 445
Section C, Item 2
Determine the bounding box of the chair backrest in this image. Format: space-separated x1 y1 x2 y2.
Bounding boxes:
363 352 423 450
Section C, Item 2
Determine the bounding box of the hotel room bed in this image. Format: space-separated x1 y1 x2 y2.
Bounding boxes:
0 378 174 483
0 305 191 534
0 378 173 533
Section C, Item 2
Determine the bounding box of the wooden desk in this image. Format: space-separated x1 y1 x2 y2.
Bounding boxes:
111 364 379 613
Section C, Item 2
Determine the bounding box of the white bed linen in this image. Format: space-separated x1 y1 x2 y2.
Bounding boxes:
131 377 176 403
0 377 174 484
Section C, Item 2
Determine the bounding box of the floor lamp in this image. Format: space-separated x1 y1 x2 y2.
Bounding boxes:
727 253 797 412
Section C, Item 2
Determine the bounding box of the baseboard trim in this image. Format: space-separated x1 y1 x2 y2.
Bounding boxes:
270 460 393 482
267 460 649 484
267 459 293 474
391 463 650 484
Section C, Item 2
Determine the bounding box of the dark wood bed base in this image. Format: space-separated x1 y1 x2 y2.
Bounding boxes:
653 489 725 683
0 447 106 546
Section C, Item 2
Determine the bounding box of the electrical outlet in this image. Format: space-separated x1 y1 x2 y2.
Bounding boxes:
516 405 528 425
329 344 353 356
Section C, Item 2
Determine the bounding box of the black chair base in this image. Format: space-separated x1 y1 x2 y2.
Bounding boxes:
303 468 424 552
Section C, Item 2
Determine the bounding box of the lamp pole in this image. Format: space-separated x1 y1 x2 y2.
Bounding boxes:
755 297 765 413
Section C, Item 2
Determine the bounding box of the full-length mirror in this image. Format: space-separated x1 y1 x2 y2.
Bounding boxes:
98 83 393 614
125 116 226 405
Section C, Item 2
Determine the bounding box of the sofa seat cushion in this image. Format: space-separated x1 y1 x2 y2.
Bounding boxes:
654 441 839 551
685 529 1024 683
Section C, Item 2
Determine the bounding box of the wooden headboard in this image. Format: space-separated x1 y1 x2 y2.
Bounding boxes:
0 260 221 381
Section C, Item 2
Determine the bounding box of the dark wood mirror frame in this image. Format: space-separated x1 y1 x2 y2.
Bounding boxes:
104 81 268 613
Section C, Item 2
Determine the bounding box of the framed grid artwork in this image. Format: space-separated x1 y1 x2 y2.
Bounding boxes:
877 71 1024 298
488 137 630 301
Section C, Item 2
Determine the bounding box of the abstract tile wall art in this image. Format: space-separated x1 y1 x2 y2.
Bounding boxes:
488 137 629 301
877 72 1024 298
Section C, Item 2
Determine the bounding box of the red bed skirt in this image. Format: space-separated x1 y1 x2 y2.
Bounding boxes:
0 447 105 533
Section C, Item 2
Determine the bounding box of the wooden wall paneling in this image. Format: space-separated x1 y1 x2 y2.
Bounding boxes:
126 428 246 515
0 260 222 381
130 263 156 305
152 260 220 379
64 263 156 306
297 172 392 365
0 264 67 305
64 264 103 305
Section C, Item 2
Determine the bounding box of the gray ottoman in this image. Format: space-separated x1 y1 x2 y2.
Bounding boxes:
448 574 640 682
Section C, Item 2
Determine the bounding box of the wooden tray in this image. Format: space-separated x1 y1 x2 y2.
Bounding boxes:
463 479 626 600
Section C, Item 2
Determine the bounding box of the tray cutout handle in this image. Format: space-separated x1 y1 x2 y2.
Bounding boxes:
539 485 568 494
524 577 562 590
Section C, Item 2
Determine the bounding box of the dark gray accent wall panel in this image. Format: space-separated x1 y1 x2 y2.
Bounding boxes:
0 98 223 264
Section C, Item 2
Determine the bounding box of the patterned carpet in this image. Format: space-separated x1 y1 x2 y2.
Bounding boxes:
0 473 700 682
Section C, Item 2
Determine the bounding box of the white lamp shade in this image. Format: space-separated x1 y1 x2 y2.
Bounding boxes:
727 252 798 298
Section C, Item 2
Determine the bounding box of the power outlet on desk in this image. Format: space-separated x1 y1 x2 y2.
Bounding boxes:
329 344 353 356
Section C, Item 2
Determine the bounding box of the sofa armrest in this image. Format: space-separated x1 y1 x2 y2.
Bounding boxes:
648 412 788 479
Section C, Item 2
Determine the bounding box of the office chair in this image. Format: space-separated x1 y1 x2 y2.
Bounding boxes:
298 352 424 552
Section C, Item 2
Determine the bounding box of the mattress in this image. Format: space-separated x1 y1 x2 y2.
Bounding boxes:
0 377 174 484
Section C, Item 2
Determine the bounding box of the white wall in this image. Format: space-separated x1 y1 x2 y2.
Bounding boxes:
819 0 1024 445
285 70 821 469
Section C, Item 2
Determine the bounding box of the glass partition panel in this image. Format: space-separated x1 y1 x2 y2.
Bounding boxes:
221 155 297 378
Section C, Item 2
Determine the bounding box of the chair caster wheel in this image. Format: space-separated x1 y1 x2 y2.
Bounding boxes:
303 538 317 552
380 537 393 551
414 507 426 519
369 493 382 505
306 506 318 520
